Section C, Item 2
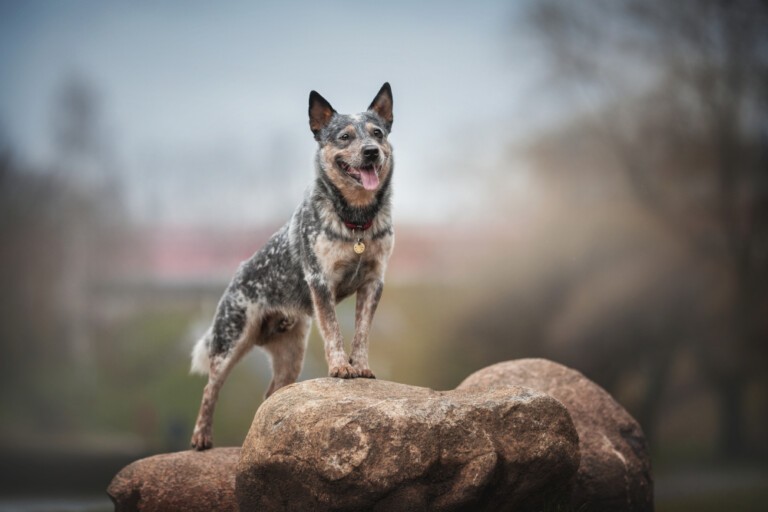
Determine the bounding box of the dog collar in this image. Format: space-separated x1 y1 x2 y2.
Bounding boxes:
343 219 374 231
342 219 373 254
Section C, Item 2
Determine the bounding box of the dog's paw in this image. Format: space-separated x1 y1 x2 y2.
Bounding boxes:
190 431 213 451
329 364 359 379
356 368 376 379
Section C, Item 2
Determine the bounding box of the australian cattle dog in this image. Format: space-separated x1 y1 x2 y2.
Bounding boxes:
189 83 395 450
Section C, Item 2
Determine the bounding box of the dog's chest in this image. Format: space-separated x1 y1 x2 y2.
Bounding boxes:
313 232 392 299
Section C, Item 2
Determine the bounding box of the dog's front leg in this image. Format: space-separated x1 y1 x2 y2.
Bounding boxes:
349 279 383 378
308 279 358 378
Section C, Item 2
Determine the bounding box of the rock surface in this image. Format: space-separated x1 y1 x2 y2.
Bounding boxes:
236 378 580 512
458 359 654 512
107 447 239 512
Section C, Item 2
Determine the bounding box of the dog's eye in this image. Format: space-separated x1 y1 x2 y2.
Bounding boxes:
372 128 383 138
339 133 350 141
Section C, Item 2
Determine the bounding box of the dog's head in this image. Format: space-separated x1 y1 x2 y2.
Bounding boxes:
309 83 393 206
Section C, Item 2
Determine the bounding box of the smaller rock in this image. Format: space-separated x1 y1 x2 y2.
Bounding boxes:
458 359 654 512
107 447 239 512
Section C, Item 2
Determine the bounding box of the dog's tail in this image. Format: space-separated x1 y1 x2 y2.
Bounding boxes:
190 329 212 375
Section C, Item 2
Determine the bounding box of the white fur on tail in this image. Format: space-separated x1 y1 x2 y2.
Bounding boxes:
190 331 211 375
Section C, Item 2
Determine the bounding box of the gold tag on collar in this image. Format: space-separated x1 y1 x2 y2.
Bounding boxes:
353 241 366 254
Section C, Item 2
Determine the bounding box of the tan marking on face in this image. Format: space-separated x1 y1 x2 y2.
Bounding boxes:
320 135 393 207
365 122 385 137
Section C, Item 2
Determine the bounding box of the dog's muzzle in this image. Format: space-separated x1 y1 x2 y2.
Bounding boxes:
336 156 381 191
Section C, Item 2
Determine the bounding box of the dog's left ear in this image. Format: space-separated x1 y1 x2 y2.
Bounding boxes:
309 90 337 141
368 82 393 132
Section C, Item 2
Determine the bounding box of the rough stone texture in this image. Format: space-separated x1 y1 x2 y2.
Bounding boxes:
107 447 239 512
236 378 580 512
458 359 654 512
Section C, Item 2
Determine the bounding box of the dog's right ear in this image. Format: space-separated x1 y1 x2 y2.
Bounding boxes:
309 91 336 141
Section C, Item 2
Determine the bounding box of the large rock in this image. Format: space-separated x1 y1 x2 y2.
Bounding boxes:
107 447 239 512
236 378 579 512
458 359 654 511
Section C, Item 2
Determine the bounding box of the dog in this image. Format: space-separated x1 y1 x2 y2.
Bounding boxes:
189 83 395 450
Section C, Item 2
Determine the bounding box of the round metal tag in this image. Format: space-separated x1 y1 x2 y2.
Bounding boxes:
353 241 366 254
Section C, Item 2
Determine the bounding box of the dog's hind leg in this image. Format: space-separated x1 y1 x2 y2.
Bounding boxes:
191 294 257 451
261 314 311 399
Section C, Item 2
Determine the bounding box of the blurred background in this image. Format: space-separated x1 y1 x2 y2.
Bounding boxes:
1 1 766 510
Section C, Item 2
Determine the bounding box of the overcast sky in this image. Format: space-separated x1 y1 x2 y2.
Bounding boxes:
0 0 549 226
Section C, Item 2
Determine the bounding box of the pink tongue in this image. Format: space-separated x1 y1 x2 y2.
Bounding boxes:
359 168 380 190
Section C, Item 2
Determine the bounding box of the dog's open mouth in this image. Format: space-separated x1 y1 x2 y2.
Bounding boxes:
336 158 380 191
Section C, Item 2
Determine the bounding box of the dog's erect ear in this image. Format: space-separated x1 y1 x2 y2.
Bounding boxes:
309 91 336 141
368 82 393 132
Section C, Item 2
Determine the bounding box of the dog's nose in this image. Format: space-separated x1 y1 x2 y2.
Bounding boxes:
363 146 379 161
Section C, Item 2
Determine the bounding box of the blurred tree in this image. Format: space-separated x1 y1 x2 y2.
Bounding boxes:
0 150 71 419
0 75 126 431
524 0 768 458
51 74 101 162
49 74 124 365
